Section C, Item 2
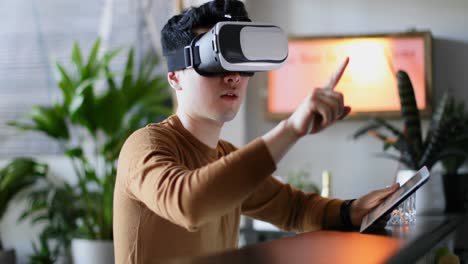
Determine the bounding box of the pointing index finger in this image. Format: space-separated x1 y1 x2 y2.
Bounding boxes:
324 57 349 90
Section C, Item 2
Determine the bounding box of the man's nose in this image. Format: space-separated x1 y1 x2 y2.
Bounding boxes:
223 72 240 84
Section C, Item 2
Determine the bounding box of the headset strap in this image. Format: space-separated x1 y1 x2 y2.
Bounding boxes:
164 36 202 72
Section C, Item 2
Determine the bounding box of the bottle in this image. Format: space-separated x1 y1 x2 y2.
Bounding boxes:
321 170 331 197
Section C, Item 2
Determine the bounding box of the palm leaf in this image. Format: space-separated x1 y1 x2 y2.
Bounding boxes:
6 121 36 131
94 86 126 135
102 173 115 239
81 38 102 80
72 42 83 70
397 70 423 161
122 48 135 94
56 61 76 108
10 105 70 140
353 117 404 139
419 94 450 169
69 81 97 135
0 158 48 220
372 118 404 137
101 47 122 67
422 93 449 148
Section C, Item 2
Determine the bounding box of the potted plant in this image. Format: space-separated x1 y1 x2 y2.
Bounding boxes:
285 169 320 193
0 158 47 264
439 98 468 212
11 38 173 263
353 70 468 212
27 230 61 264
20 178 81 262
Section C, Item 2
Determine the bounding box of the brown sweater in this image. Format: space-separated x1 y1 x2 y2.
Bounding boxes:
113 115 344 263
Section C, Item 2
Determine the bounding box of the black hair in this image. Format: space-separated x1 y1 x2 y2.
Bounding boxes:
161 0 251 55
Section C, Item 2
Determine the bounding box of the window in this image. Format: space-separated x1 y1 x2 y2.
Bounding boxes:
0 0 177 157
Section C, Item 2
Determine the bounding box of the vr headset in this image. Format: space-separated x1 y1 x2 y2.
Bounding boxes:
164 21 288 77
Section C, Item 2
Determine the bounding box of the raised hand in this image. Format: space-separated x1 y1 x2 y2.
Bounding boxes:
286 57 351 136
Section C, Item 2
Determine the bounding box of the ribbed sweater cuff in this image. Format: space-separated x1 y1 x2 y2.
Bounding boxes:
323 199 345 229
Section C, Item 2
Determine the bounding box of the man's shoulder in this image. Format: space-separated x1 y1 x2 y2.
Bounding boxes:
123 118 179 150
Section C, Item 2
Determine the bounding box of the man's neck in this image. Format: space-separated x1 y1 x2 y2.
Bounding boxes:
176 110 222 149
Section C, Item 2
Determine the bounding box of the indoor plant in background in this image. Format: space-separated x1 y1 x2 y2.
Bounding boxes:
285 169 320 193
439 98 468 212
0 158 47 264
27 230 61 264
21 177 82 263
353 70 468 213
10 38 173 263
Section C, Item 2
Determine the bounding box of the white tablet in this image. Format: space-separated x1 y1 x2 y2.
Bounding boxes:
359 166 430 233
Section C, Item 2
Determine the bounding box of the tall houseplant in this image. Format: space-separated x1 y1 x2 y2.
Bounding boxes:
439 98 468 212
0 158 47 264
10 38 173 262
440 98 468 174
353 70 468 211
353 70 467 171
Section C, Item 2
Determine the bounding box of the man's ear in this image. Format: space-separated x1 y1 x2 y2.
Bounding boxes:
167 72 182 90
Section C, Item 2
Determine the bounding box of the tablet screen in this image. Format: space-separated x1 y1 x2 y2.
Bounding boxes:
360 166 430 232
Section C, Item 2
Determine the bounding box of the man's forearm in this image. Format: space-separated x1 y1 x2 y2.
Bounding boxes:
261 119 300 164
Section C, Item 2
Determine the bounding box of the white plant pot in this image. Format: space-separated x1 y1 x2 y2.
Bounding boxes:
71 238 114 264
0 249 16 264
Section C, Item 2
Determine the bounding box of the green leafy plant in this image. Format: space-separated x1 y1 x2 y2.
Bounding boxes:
440 98 468 174
28 231 60 264
353 70 468 171
434 246 460 264
9 38 172 257
20 179 80 261
286 170 320 193
0 158 47 251
438 98 468 213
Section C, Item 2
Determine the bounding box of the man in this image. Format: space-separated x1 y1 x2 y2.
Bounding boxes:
113 0 399 263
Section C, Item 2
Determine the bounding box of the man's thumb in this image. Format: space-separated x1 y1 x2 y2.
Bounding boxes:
384 183 400 193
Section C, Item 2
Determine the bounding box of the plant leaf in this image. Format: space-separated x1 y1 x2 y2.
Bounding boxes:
94 83 126 135
28 105 70 140
0 158 48 220
419 93 450 169
69 81 97 135
72 42 83 69
56 61 75 108
86 38 101 73
122 48 134 93
397 70 423 160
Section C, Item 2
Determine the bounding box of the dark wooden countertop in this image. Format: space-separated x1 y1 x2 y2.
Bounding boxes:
163 214 466 264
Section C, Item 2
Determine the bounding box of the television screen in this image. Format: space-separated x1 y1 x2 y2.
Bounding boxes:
267 32 432 119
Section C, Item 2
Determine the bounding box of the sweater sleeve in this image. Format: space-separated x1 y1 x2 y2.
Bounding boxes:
120 129 276 232
241 176 345 232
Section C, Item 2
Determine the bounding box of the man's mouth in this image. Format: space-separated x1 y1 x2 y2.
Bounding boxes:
220 92 238 100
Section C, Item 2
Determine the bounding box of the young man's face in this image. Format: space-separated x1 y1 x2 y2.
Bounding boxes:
169 68 250 124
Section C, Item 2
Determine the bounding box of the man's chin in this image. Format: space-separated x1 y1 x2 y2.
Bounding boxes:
216 111 238 123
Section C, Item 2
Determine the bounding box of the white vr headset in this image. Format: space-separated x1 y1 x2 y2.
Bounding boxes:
164 21 288 77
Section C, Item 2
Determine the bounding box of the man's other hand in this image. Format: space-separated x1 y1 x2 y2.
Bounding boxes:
350 183 400 227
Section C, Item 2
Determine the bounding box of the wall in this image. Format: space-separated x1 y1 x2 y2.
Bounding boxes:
245 0 468 200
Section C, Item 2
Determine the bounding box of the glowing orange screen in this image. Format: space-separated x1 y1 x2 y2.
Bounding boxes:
268 37 427 114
